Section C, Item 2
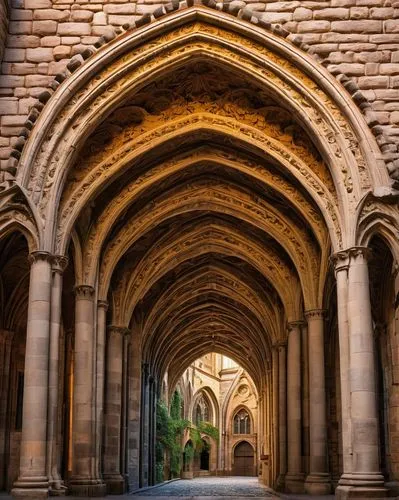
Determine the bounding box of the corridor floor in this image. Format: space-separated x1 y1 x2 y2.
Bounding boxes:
130 476 335 499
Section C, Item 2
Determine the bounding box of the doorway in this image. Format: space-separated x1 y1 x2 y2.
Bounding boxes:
233 441 255 476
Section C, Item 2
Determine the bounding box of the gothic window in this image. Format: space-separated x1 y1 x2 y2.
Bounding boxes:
233 409 251 434
193 393 211 425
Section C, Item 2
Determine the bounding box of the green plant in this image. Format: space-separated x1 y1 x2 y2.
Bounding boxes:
155 391 220 481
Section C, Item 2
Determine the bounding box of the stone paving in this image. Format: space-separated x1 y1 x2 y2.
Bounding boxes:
130 477 335 499
0 477 336 500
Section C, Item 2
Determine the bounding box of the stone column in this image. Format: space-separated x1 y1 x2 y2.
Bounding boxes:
336 248 386 499
127 330 141 491
103 326 125 494
301 323 310 476
305 310 331 495
332 252 352 476
47 255 68 493
285 322 304 493
276 342 287 490
0 330 13 491
70 285 106 496
12 251 52 499
140 363 150 488
120 332 130 487
95 300 108 481
272 347 279 484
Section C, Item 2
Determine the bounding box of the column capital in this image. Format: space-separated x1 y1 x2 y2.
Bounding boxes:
52 255 68 273
304 309 325 320
107 325 129 337
98 300 109 311
332 246 372 265
274 340 287 349
28 250 52 265
288 320 304 332
74 284 95 299
331 250 350 274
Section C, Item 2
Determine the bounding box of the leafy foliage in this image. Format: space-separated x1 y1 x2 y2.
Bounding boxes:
155 391 219 482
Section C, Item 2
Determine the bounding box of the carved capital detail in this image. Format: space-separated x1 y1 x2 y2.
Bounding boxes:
52 254 68 273
305 309 325 320
29 250 52 265
287 320 304 332
347 246 372 261
98 300 109 311
74 284 95 299
107 325 129 337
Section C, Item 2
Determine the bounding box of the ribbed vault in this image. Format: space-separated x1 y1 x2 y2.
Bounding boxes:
9 4 395 414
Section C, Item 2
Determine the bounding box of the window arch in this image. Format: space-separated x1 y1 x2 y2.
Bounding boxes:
233 409 251 434
193 393 211 425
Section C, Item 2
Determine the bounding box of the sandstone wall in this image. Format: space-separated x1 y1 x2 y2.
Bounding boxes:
0 0 398 171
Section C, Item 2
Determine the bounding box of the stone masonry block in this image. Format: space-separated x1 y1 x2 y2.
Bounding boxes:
3 48 25 62
32 20 58 35
25 0 52 7
71 10 94 22
293 8 312 21
33 9 70 21
57 23 91 36
298 20 330 32
331 20 382 32
26 47 54 62
41 36 61 47
314 8 349 19
6 35 40 48
358 75 389 88
8 21 32 34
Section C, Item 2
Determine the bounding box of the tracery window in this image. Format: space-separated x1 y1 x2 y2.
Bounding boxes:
193 393 210 425
233 409 251 434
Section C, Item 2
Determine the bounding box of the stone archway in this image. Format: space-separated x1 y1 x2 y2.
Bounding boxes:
0 4 397 500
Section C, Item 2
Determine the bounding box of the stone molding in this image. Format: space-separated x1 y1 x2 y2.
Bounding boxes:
74 284 95 299
51 255 68 273
28 250 52 265
1 1 398 185
304 309 325 320
98 300 109 311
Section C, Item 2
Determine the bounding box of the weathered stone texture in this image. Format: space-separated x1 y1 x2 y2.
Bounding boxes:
0 0 398 162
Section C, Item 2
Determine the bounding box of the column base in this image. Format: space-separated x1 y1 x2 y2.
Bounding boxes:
68 479 107 497
336 473 387 499
104 474 125 494
274 474 285 491
12 477 49 499
305 473 331 495
285 472 305 493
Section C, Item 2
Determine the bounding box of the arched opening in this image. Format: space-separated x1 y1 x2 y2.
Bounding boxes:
0 231 30 491
233 441 255 477
1 4 397 499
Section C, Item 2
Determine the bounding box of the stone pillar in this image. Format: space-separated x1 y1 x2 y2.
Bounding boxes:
333 252 352 476
148 376 156 486
0 330 13 491
272 347 279 484
305 310 331 495
127 330 141 491
47 255 68 494
140 363 150 488
301 323 310 476
276 342 287 490
336 248 386 499
103 326 125 494
120 332 130 488
95 300 108 482
69 285 106 496
12 251 52 499
285 322 304 493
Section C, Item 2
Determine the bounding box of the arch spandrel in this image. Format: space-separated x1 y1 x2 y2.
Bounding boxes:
12 7 392 253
